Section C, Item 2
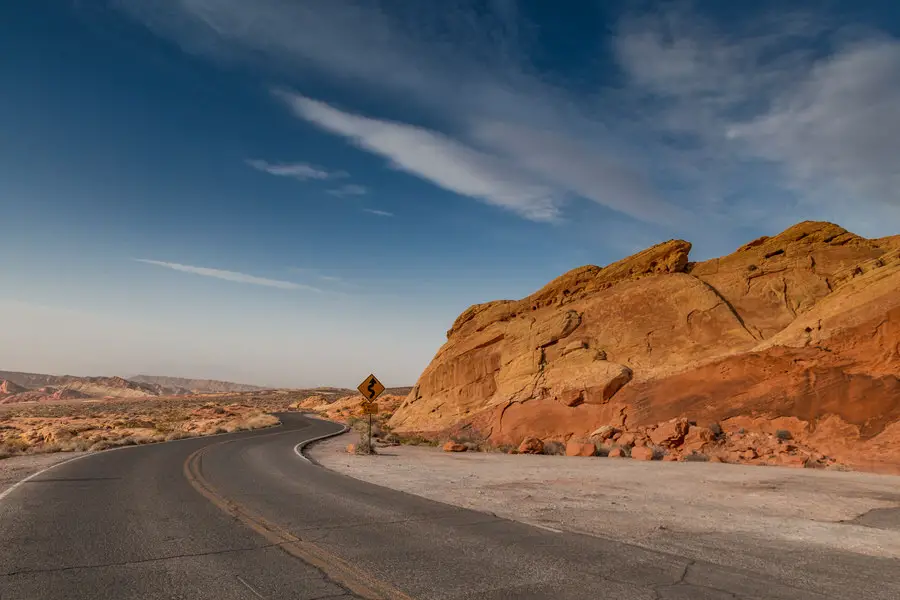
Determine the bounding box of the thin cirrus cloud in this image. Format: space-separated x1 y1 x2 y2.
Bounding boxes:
363 209 393 217
327 183 368 197
245 158 345 181
135 259 321 292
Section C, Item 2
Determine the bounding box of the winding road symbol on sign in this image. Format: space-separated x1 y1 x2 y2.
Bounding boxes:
358 373 385 401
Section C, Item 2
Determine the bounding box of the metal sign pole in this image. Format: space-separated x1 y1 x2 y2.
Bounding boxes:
356 374 385 455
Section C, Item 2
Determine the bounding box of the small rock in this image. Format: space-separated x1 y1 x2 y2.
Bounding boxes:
518 437 544 454
565 441 596 457
681 426 716 453
630 446 655 461
589 425 617 441
608 447 624 458
443 441 467 452
739 448 758 460
649 418 690 448
562 340 588 355
662 454 678 462
558 389 585 407
617 433 636 448
708 455 724 463
345 444 357 454
611 432 622 441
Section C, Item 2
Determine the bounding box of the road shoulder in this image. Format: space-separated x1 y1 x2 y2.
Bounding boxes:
0 452 88 498
308 435 900 562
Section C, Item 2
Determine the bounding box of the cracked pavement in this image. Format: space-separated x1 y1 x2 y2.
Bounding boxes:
1 414 892 599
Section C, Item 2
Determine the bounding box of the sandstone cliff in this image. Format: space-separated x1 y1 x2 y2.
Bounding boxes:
389 221 900 473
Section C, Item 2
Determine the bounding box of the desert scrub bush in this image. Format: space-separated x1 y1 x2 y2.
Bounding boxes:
775 429 793 441
449 431 487 452
61 437 93 452
683 452 710 462
88 436 145 452
354 432 377 455
400 435 438 446
118 419 156 429
379 431 401 444
613 444 632 458
1 436 30 454
650 445 666 460
542 441 566 456
593 442 611 457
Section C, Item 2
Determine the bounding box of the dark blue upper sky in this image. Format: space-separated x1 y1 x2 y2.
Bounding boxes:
2 1 899 386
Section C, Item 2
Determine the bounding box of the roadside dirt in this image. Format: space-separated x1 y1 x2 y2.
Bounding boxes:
310 434 900 570
0 452 87 496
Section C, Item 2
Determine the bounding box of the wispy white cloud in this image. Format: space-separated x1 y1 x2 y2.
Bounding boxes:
246 159 345 181
119 0 900 238
614 6 900 227
277 91 561 222
135 259 321 291
327 183 368 197
726 39 900 210
363 209 394 217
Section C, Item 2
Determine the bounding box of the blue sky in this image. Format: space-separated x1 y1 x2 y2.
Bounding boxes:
1 1 899 387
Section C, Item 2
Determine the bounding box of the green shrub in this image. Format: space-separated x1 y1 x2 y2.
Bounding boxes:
775 429 793 441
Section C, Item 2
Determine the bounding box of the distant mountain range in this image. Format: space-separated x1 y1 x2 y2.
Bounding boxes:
0 370 273 404
0 370 410 406
128 374 268 394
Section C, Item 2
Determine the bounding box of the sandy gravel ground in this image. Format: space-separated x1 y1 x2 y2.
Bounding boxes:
310 434 900 575
0 452 87 496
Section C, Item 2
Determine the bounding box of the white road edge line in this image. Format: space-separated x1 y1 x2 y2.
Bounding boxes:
530 523 564 534
236 575 266 599
0 453 95 503
293 416 350 463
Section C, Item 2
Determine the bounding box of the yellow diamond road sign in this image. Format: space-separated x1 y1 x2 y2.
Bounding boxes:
358 373 385 401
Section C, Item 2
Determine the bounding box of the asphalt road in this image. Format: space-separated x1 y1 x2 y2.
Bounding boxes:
1 413 897 600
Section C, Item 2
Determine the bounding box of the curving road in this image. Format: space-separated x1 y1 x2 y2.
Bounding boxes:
0 413 895 599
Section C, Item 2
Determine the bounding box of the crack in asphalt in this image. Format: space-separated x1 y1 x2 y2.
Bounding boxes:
0 542 288 577
293 513 503 543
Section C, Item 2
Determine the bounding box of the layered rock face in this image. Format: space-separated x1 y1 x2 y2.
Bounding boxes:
389 222 900 472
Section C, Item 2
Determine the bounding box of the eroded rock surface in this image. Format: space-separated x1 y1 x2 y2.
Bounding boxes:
390 221 900 472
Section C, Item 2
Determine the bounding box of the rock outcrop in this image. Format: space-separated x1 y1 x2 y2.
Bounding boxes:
389 221 900 473
0 380 27 396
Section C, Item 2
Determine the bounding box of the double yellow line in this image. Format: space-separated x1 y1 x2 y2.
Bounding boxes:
183 432 414 600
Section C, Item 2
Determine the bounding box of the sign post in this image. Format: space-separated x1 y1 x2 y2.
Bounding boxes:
356 374 385 452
